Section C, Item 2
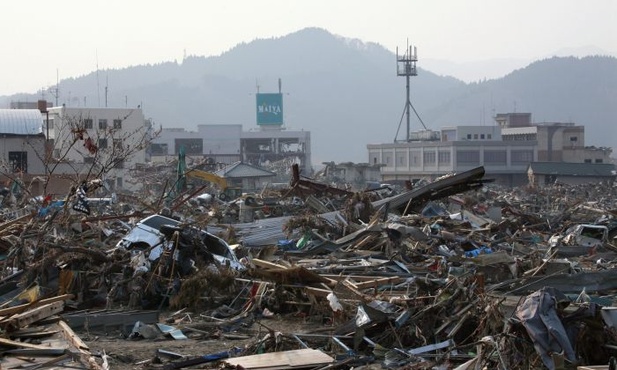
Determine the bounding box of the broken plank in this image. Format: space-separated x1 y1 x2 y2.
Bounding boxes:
223 348 334 369
26 352 72 370
252 258 289 270
0 294 73 319
0 337 64 350
304 286 332 297
322 274 405 282
354 277 403 290
6 301 64 330
340 279 369 301
11 329 59 339
58 320 90 352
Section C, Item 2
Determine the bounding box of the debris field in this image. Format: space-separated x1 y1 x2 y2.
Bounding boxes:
1 166 617 370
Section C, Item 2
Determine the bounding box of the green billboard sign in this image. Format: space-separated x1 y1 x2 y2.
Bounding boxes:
256 93 283 125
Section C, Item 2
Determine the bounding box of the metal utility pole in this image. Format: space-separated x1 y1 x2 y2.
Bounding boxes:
396 44 418 141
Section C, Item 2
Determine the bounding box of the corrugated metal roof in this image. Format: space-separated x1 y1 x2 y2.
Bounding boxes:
502 126 537 135
214 161 276 178
0 109 44 135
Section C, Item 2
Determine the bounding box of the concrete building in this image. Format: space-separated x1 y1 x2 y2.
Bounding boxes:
45 106 152 191
501 119 612 164
317 162 383 190
151 124 243 165
150 90 312 180
368 138 536 186
241 127 311 178
368 113 612 187
527 162 616 187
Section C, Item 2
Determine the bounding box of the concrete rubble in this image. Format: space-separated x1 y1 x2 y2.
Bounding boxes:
1 166 617 369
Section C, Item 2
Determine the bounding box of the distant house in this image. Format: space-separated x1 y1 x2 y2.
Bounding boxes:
214 161 277 192
0 109 47 194
527 162 616 187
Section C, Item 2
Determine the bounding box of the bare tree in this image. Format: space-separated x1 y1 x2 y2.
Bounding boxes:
0 110 158 208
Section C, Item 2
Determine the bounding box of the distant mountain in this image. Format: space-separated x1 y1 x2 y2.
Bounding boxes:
423 46 616 83
1 28 615 164
422 57 533 83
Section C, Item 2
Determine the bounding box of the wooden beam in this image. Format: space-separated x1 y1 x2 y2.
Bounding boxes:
5 301 64 330
252 258 289 270
0 294 73 319
58 320 90 352
0 337 62 350
304 286 332 297
354 277 403 290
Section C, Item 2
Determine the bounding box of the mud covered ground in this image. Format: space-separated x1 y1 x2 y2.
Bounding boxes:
79 312 330 370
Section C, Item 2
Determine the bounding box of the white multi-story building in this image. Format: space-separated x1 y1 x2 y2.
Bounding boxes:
368 113 613 187
367 133 537 186
45 106 151 190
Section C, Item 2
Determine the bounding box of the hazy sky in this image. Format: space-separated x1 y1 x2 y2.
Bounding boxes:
1 0 615 96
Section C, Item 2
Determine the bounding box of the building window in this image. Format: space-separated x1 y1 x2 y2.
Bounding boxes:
423 151 436 165
8 151 27 173
113 119 122 129
480 134 485 139
175 138 203 155
98 119 108 130
584 159 592 163
438 151 451 164
113 139 123 151
113 159 124 169
150 143 169 156
511 150 534 164
84 157 95 164
457 150 480 165
570 136 578 142
595 159 603 163
373 157 377 165
484 150 507 165
98 138 108 149
116 177 123 188
409 151 421 167
466 134 472 140
46 118 54 130
487 134 492 139
473 134 479 140
84 119 93 129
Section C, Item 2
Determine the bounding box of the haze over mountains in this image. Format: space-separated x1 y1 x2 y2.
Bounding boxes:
2 27 616 164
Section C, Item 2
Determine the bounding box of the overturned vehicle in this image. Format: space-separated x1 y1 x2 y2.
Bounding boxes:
115 214 245 272
102 214 246 309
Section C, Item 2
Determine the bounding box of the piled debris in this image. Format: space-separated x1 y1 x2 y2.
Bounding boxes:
2 166 617 369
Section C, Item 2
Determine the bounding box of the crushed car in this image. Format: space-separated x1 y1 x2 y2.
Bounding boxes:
114 214 245 272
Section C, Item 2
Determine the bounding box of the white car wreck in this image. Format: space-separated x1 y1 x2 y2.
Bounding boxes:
550 224 609 249
115 214 245 272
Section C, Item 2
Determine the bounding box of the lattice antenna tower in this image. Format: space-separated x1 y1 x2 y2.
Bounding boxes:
396 43 418 141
